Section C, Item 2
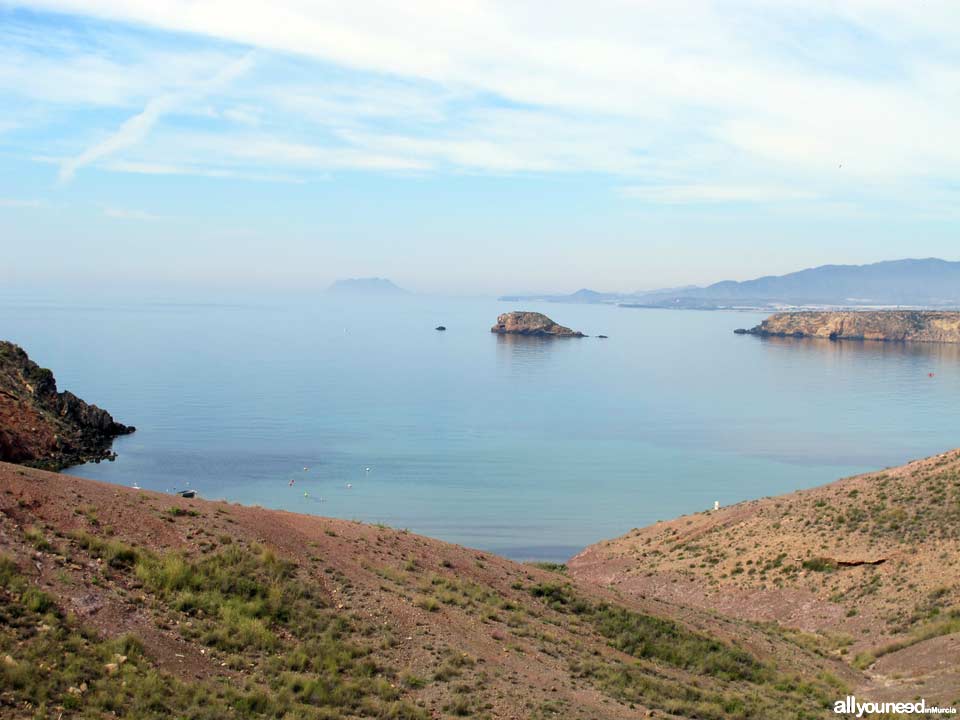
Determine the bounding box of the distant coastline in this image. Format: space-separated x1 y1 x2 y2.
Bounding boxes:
501 257 960 311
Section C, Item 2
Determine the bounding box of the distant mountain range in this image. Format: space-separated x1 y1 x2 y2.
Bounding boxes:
500 259 960 310
327 277 409 295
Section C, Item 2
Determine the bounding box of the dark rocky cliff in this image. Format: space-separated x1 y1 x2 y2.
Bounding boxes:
0 341 134 469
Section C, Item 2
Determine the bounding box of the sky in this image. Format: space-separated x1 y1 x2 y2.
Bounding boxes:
1 1 959 296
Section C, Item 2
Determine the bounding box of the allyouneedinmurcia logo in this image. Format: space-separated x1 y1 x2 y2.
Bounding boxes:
834 696 957 717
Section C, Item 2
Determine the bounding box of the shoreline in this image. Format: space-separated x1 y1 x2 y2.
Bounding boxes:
5 448 960 710
0 458 859 718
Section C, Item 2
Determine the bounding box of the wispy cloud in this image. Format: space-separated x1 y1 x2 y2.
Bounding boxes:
620 185 819 204
58 93 179 183
57 52 255 183
3 1 960 208
104 160 308 183
0 198 43 208
102 206 169 221
221 105 262 127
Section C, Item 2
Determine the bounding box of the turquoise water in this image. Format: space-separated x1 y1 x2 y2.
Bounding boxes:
3 294 958 560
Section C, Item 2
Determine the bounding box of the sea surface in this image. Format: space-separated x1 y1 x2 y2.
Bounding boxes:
3 293 958 561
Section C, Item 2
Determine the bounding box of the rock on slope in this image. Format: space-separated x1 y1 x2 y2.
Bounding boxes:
0 462 855 720
0 341 134 469
737 310 960 343
570 450 960 706
491 311 585 337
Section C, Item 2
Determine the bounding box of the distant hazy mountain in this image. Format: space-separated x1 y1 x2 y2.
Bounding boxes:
500 285 728 305
498 288 622 304
635 258 960 308
327 278 409 295
501 259 960 310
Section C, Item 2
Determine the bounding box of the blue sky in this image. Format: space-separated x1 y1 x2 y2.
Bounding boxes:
1 1 959 295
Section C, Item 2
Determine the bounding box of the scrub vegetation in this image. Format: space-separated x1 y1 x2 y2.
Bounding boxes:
0 462 865 718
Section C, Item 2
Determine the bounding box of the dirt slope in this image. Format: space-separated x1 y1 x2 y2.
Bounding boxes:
571 450 960 706
0 462 858 719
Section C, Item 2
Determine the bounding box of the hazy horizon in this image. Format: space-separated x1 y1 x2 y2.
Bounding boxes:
3 2 959 295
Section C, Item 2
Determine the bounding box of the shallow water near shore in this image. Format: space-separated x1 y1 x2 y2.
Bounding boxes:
3 293 959 561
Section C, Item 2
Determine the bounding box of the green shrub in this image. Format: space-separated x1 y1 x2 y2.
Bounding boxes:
22 587 55 614
531 582 839 719
528 561 567 574
802 557 838 572
72 532 138 568
415 596 440 612
24 526 51 551
529 582 766 682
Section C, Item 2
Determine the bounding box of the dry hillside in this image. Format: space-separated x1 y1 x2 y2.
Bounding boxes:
0 462 860 719
571 450 960 707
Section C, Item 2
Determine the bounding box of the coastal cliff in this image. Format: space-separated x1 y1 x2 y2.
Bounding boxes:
491 311 585 337
0 341 134 469
736 310 960 342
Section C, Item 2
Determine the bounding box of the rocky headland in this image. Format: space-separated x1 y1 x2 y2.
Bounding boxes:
0 341 134 470
491 311 585 337
736 310 960 343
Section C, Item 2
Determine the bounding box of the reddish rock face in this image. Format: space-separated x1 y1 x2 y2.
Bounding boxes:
0 341 134 470
490 311 586 337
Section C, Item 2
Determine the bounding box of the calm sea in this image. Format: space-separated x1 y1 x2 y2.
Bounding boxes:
3 293 958 561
